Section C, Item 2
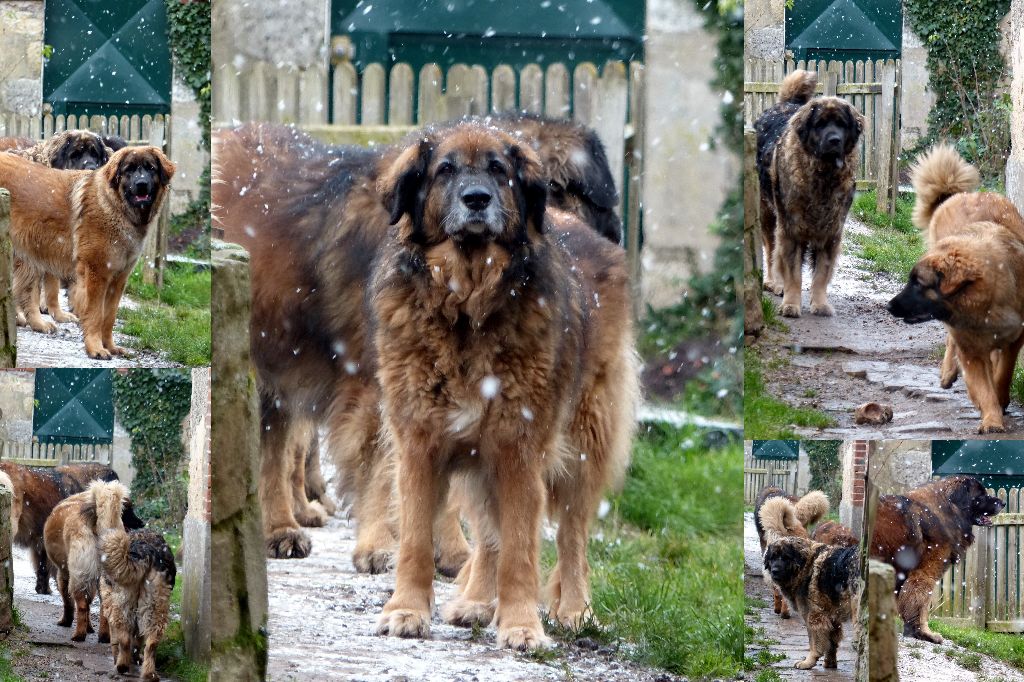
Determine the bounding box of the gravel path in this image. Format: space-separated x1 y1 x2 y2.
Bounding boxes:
758 216 1024 438
15 292 180 368
265 457 682 682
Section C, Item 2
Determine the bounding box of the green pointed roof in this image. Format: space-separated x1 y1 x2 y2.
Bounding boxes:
790 0 896 53
752 441 799 460
932 441 1024 489
32 370 114 445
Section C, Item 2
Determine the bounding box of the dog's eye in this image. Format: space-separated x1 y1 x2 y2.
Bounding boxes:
436 161 455 176
488 160 506 176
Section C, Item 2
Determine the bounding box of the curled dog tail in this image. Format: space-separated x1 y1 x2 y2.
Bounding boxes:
101 529 177 588
778 70 817 106
89 480 129 533
758 497 809 542
795 490 829 528
910 144 980 229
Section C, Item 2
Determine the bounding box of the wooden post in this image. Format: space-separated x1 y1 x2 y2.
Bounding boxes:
0 484 12 637
625 62 645 319
743 128 764 340
876 61 898 216
974 527 989 628
0 190 14 368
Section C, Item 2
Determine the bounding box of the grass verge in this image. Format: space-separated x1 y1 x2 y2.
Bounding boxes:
743 348 834 439
931 621 1024 671
154 530 210 682
847 190 921 278
121 262 211 365
543 423 743 678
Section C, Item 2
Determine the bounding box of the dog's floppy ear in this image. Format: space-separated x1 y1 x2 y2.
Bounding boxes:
509 143 548 235
845 106 865 153
570 132 619 211
102 135 128 152
50 133 73 168
933 251 980 297
152 148 177 185
379 138 432 241
103 151 125 190
794 103 817 150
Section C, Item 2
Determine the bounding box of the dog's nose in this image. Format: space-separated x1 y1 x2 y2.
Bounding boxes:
825 133 842 148
461 186 491 211
81 161 98 171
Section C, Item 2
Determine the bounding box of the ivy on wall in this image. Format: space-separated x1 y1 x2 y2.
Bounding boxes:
803 440 842 509
112 369 192 528
904 0 1011 181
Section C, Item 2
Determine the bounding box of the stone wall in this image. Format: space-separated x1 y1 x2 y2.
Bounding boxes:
0 1 44 117
211 0 328 72
181 367 211 661
642 0 738 307
210 242 267 681
867 439 931 494
899 21 933 150
169 75 208 214
0 370 34 442
1008 0 1024 211
743 0 785 60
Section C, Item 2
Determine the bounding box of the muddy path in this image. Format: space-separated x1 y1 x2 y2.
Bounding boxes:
757 216 1024 438
15 292 179 368
743 513 856 679
6 545 180 681
265 459 682 682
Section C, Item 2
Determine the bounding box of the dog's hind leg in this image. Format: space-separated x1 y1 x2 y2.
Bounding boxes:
940 334 960 389
43 274 76 323
287 420 328 528
994 335 1024 411
809 237 840 317
97 593 109 643
30 541 51 594
442 503 498 628
55 569 74 627
824 621 843 668
958 348 1006 433
71 590 92 641
434 498 471 579
795 619 825 669
141 633 160 681
260 400 312 559
897 554 946 643
14 262 56 334
303 430 336 516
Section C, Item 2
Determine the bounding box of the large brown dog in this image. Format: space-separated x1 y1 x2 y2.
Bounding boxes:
0 461 135 595
811 520 858 547
756 70 863 317
44 480 133 642
100 528 175 681
369 121 636 650
0 146 175 357
753 486 829 618
888 146 1024 433
760 496 859 669
871 475 1004 642
213 115 624 567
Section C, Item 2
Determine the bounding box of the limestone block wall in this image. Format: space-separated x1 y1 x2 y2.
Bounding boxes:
0 1 44 117
866 440 931 495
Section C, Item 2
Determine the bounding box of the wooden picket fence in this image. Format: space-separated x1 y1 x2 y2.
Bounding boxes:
743 452 798 505
0 113 171 286
743 58 902 214
932 486 1024 633
0 439 112 468
214 59 645 300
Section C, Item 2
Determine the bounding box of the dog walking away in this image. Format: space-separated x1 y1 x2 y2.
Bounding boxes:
43 480 135 642
100 528 176 681
753 486 828 618
888 145 1024 433
756 70 863 317
760 496 859 670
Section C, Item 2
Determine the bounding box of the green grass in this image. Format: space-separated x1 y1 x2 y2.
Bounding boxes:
1013 366 1024 407
155 621 209 682
932 621 1024 671
847 190 922 278
0 644 21 682
542 424 742 678
118 261 209 366
120 262 210 366
743 349 834 438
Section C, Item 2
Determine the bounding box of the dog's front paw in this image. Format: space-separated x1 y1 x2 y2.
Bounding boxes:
780 303 801 318
810 301 834 317
443 597 495 628
376 608 431 638
498 624 551 651
763 280 784 296
294 501 328 528
979 422 1006 435
352 546 394 574
266 528 312 559
794 657 818 670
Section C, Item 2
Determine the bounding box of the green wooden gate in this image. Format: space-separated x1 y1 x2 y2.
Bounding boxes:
786 0 902 63
43 0 172 116
32 369 113 445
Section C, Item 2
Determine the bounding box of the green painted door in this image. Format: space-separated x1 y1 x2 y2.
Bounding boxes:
32 369 114 445
43 0 172 116
786 0 902 62
932 441 1024 488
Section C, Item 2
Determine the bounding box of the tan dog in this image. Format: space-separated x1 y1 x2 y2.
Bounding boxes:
100 528 175 681
370 121 637 650
0 146 175 357
43 480 132 642
888 145 1024 433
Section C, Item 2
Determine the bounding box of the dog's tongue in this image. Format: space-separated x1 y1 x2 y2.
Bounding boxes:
135 193 151 202
835 158 844 169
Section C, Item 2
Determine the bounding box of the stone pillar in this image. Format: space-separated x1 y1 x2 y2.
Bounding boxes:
866 440 931 495
181 367 211 661
743 0 786 60
0 486 11 636
210 241 267 681
900 20 935 151
0 191 14 368
840 440 868 537
1008 0 1024 211
0 1 44 117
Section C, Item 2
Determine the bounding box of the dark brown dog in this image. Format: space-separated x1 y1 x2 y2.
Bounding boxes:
888 145 1024 433
871 475 1004 643
753 486 829 618
0 461 139 594
0 146 175 357
811 520 858 547
369 121 636 649
213 115 625 568
756 70 863 317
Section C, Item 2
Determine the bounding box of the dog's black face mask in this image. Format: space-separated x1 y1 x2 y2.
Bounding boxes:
888 266 954 324
764 541 805 584
798 102 862 167
53 135 109 171
117 158 163 210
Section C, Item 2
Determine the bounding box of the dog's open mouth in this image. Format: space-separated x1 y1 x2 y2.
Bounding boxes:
132 193 152 203
974 515 994 526
898 312 934 324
